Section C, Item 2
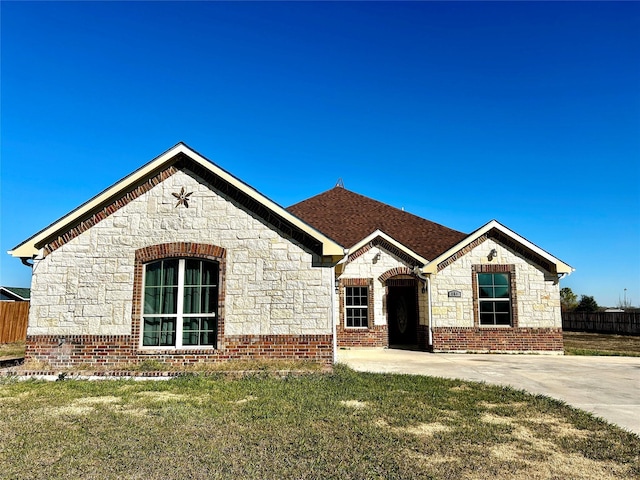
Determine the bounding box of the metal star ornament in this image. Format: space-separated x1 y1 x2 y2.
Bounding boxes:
172 187 193 208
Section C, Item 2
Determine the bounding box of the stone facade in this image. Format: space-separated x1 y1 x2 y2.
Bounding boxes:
430 237 563 352
26 167 335 368
335 244 429 347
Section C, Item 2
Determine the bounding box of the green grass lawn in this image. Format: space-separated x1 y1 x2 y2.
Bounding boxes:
563 332 640 356
0 366 638 480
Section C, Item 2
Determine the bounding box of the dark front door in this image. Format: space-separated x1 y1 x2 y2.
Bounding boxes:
387 285 418 346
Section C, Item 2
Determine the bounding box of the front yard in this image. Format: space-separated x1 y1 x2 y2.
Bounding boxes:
0 366 638 479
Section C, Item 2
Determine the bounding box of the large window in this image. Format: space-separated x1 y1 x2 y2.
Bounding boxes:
477 272 511 326
345 286 369 328
142 258 219 348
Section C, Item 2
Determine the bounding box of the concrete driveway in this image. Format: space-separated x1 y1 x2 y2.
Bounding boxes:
338 348 640 436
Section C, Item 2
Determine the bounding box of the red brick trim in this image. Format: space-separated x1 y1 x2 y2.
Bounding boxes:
378 267 414 283
42 166 179 256
336 278 385 346
348 237 424 266
347 243 374 263
437 234 489 272
132 242 227 349
436 230 554 273
336 324 387 347
471 264 518 328
24 334 334 369
432 327 563 352
339 278 374 328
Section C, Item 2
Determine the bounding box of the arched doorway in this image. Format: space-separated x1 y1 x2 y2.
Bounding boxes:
386 277 419 348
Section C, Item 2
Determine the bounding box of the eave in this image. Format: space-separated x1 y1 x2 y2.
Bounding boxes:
9 143 345 259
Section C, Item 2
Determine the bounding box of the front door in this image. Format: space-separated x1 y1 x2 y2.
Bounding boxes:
387 285 418 347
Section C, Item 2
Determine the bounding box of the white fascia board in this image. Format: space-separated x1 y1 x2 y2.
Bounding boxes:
9 143 344 258
348 229 430 266
422 220 574 275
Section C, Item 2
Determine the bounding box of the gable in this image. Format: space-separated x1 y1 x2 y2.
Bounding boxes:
423 220 573 275
287 186 467 260
9 144 344 260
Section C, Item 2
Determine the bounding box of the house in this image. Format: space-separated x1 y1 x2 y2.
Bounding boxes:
0 287 30 302
288 188 573 352
9 144 572 370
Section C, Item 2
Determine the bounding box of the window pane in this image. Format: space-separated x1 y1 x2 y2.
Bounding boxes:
493 274 509 286
494 286 509 299
145 262 162 287
143 318 160 346
183 286 201 314
201 286 217 314
160 318 176 346
202 262 218 286
480 301 494 313
163 260 179 286
495 313 511 325
182 317 216 346
143 317 176 346
143 258 219 349
144 287 161 314
495 302 510 313
479 312 494 325
161 286 178 314
477 274 493 286
184 259 200 286
479 286 493 298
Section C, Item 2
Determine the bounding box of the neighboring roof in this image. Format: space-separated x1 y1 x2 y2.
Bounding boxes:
422 220 574 275
0 286 30 301
9 143 344 259
287 186 467 261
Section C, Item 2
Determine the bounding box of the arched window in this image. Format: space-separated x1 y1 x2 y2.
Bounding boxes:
142 258 219 348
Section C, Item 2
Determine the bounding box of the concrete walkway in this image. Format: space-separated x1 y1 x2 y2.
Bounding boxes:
338 348 640 436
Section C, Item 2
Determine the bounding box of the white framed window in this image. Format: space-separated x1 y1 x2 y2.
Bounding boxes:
345 286 369 328
477 272 511 326
142 258 218 348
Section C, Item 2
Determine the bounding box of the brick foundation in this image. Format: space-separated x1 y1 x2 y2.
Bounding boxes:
336 324 388 347
432 327 563 352
417 324 430 351
24 334 334 370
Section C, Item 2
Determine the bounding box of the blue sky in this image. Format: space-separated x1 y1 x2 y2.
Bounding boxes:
1 1 639 307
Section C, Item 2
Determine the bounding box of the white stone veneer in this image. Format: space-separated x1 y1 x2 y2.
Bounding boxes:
28 169 333 336
430 238 561 328
337 246 429 327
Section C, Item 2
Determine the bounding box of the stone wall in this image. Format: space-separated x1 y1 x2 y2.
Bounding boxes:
26 167 334 367
430 237 563 352
336 244 429 347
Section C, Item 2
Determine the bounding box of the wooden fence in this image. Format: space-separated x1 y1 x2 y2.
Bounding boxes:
0 301 29 343
562 311 640 335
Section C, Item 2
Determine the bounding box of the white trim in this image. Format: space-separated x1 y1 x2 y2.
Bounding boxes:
422 220 573 275
139 258 218 350
347 229 430 266
9 143 344 258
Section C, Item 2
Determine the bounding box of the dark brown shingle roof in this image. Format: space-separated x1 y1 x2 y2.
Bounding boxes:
287 187 467 261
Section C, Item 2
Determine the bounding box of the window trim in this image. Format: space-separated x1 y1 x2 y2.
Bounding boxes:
472 264 518 328
339 278 374 329
141 258 219 349
132 243 226 352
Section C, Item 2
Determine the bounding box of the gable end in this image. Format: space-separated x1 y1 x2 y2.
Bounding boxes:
436 230 554 273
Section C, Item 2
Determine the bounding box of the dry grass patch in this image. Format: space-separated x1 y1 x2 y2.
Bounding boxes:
563 331 640 356
0 366 637 480
340 399 368 409
0 341 25 359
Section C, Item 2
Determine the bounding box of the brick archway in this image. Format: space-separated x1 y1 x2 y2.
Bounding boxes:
378 266 414 284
